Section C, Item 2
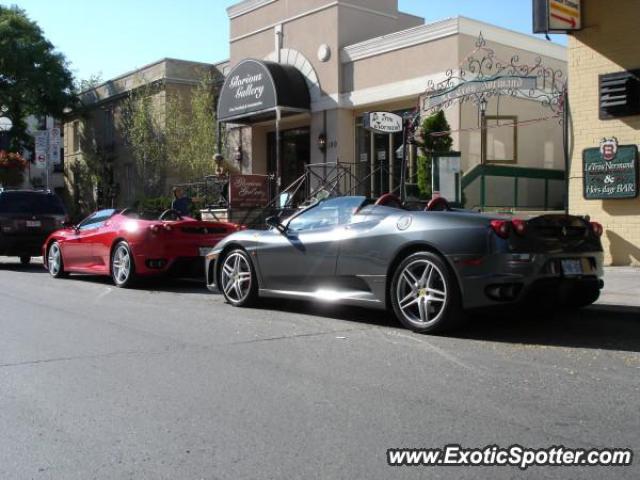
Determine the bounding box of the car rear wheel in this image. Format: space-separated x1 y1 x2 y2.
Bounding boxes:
219 249 258 307
47 242 66 278
390 252 463 333
20 256 31 265
111 241 136 288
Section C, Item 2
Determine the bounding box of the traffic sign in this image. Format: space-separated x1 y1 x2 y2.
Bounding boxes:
34 130 48 170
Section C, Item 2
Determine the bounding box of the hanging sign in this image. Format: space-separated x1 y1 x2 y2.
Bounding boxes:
228 175 270 208
533 0 582 33
583 138 638 199
363 112 403 134
422 76 537 111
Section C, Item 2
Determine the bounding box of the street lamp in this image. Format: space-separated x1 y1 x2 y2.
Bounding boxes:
479 97 488 166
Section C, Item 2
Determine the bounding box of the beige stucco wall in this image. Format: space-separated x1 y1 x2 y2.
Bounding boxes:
344 35 460 93
568 0 640 266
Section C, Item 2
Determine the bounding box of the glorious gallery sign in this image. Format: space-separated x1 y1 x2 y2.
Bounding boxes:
217 59 310 123
217 60 277 122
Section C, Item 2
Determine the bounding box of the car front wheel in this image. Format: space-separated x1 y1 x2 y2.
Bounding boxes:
219 249 258 307
111 241 136 288
390 251 463 333
47 242 66 278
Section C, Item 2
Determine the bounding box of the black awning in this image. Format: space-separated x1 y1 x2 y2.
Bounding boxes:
217 59 311 123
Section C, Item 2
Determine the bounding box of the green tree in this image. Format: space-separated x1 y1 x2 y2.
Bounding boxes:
0 6 75 150
166 72 232 181
121 82 168 198
416 110 453 197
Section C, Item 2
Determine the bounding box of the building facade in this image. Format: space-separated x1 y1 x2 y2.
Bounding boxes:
220 0 567 210
566 0 640 265
63 58 224 216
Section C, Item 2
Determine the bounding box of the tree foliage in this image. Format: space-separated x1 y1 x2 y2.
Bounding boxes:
120 81 168 198
166 73 231 181
0 6 75 150
416 110 453 198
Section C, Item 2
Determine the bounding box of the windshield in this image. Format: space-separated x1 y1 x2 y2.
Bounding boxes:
287 196 369 232
0 192 66 215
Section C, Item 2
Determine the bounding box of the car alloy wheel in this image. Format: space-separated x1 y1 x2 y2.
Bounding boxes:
220 250 257 306
111 242 135 288
48 242 64 278
397 258 447 325
391 252 463 333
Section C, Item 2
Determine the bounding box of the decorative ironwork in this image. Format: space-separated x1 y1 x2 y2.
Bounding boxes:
422 32 566 116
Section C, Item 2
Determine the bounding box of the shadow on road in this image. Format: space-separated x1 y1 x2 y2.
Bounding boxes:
456 305 640 353
49 273 211 295
259 298 640 353
0 262 48 273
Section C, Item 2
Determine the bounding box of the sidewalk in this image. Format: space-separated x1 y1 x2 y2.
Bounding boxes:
597 267 640 308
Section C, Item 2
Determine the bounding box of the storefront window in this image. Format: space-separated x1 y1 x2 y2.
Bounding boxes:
484 116 518 163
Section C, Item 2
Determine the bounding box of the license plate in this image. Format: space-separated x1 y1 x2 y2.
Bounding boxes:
199 247 213 256
561 259 583 276
26 220 41 228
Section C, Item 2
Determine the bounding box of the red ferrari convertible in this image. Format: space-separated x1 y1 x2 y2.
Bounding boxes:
42 208 240 287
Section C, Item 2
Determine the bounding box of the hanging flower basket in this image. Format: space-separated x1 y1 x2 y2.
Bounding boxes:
0 151 27 187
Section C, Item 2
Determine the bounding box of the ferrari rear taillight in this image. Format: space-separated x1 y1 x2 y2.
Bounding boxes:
490 220 511 239
511 219 527 236
590 221 604 237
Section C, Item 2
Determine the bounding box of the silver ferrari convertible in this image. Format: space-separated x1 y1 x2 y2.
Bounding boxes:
205 196 604 333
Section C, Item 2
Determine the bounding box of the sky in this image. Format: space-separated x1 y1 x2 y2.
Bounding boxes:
3 0 566 83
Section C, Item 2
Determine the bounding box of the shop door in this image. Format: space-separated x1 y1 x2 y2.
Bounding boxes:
267 127 310 199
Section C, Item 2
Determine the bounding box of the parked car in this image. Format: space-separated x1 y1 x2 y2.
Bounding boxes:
0 189 67 264
205 195 605 333
43 208 240 287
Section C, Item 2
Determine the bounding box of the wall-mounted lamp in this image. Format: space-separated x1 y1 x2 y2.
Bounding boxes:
234 146 243 164
317 133 327 152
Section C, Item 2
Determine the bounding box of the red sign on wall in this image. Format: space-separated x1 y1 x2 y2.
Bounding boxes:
228 175 270 208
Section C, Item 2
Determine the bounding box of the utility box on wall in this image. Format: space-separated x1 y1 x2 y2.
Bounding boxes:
599 70 640 120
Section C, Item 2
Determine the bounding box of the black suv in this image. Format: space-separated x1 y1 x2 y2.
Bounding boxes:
0 189 67 264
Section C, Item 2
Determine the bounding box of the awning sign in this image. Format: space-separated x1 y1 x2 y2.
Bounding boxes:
533 0 582 33
583 138 638 199
363 112 403 134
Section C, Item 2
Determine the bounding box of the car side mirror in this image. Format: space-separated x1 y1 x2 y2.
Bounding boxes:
63 221 75 229
266 215 286 233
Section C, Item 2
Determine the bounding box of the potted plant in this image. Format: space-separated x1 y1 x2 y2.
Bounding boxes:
0 150 27 187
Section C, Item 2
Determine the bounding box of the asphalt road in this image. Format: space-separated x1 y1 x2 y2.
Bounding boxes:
1 258 638 480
